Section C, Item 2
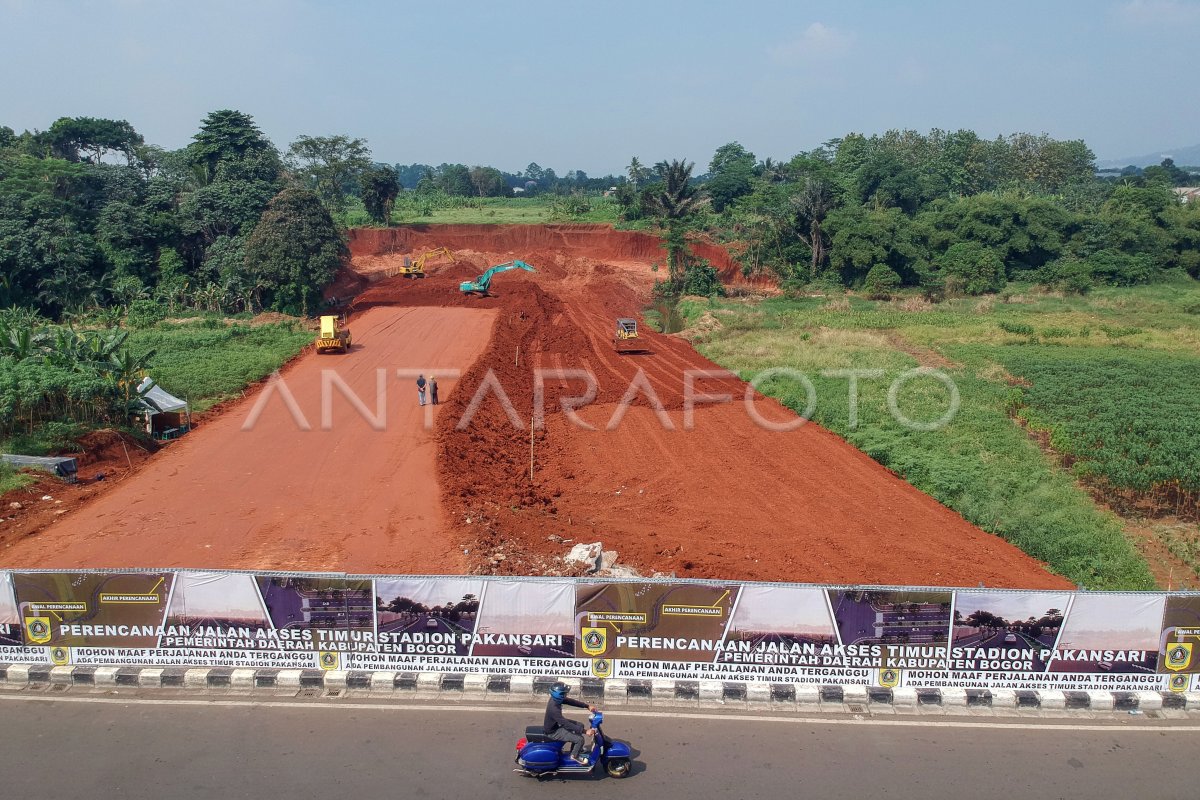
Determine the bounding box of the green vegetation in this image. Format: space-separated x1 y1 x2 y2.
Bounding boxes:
678 282 1200 589
0 462 35 493
987 347 1200 517
129 319 311 411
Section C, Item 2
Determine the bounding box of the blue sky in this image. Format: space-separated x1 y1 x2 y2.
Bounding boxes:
2 0 1198 175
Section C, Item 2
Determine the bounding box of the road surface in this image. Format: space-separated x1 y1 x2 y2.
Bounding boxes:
1 306 497 574
0 693 1195 800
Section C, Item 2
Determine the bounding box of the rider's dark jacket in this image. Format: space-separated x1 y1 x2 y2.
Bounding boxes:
543 696 589 735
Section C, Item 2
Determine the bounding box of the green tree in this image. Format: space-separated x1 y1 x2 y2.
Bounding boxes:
936 241 1006 294
244 188 346 315
642 159 707 287
706 141 756 213
862 264 902 299
359 164 400 225
626 157 650 190
46 117 144 165
286 134 372 212
435 164 474 196
791 177 837 276
469 166 509 197
186 110 276 184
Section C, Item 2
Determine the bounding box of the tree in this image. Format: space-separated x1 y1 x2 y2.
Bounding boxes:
642 159 707 287
46 117 144 165
359 165 400 225
627 157 650 190
286 134 372 213
862 264 902 299
469 166 509 197
187 110 276 184
435 164 474 196
706 142 756 213
244 188 346 315
791 177 837 276
936 242 1006 295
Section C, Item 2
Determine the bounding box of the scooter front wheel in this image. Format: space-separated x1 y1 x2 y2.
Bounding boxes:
605 757 631 778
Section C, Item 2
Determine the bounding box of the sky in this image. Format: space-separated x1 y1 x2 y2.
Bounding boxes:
2 0 1198 176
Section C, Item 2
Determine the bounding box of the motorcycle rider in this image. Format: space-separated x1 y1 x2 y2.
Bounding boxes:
544 681 597 765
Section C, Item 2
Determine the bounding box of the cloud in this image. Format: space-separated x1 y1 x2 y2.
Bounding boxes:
768 22 855 66
1115 0 1200 25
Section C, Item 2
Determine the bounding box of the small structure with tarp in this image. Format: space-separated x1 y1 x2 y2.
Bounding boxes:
134 377 192 440
0 453 78 483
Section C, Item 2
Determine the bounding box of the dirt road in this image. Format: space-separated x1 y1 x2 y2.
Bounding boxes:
1 306 496 573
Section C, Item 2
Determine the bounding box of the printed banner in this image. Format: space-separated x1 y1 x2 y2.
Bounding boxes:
0 570 1195 691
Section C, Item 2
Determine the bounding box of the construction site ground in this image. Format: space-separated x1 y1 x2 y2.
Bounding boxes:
0 225 1071 589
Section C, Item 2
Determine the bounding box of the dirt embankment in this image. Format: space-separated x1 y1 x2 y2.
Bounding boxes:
345 224 772 287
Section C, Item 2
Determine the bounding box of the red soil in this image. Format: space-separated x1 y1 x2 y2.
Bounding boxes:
3 224 1070 589
0 307 496 572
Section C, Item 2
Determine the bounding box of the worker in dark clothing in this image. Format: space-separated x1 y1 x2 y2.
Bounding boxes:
429 375 439 405
416 374 427 406
544 681 597 764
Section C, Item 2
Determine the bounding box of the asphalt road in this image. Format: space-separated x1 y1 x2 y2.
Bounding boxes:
1 694 1197 800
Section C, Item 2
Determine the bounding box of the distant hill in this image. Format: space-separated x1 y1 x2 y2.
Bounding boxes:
1098 143 1200 170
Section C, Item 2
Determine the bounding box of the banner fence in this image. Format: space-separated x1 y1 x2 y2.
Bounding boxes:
2 570 1197 692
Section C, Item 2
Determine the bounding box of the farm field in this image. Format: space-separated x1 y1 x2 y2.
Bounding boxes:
681 281 1200 589
0 224 1076 590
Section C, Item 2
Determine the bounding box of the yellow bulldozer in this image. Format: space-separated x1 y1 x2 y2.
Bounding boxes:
393 246 456 279
315 315 352 354
613 318 648 354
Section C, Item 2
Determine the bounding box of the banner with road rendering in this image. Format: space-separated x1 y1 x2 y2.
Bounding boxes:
0 570 1196 692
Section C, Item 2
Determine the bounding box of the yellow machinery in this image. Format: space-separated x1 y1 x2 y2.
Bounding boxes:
613 318 648 354
394 246 456 279
315 315 352 354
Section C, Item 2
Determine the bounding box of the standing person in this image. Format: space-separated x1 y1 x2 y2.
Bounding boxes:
543 682 597 765
429 375 439 405
416 374 427 406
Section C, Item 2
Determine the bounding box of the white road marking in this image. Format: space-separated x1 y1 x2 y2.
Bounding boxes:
1 692 1196 732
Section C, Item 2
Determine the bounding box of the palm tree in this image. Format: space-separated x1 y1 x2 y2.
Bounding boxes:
791 177 836 275
642 159 707 287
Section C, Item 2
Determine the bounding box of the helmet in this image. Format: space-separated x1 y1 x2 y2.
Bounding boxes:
550 681 570 701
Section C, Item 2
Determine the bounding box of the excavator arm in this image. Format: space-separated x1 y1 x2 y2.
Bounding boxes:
459 260 536 296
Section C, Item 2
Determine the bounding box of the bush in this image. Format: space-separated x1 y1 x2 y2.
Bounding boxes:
678 262 725 297
936 243 1006 295
1038 257 1094 295
126 299 167 329
862 264 902 300
998 321 1034 335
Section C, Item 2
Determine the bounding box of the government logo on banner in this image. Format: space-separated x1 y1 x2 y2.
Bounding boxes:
1169 674 1189 693
590 658 613 679
50 646 71 666
318 650 340 671
878 668 901 688
1165 643 1192 672
24 616 51 644
581 627 607 657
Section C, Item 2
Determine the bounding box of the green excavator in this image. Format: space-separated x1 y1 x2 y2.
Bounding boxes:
459 260 536 296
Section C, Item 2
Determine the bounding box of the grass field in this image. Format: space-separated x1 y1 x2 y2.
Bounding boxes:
0 462 36 493
338 195 624 226
679 280 1200 590
129 318 313 412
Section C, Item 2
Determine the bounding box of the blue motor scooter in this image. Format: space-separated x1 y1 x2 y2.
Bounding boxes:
514 712 633 780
